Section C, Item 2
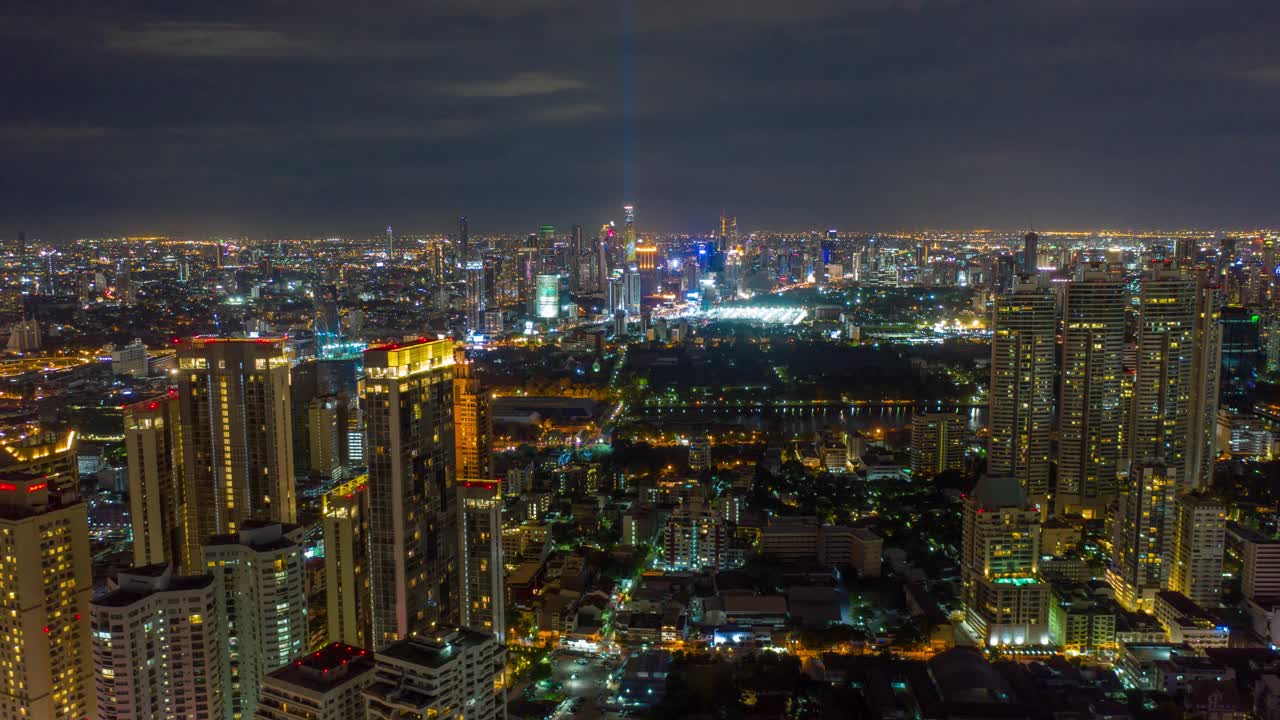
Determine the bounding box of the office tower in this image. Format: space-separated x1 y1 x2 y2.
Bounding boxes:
177 338 297 547
959 474 1049 647
570 224 583 292
909 412 966 479
1187 272 1223 490
458 480 504 640
453 351 492 483
624 268 642 315
597 227 612 293
111 338 149 377
1168 494 1226 607
124 394 194 572
623 203 637 263
315 284 344 360
0 424 77 494
662 507 727 571
1056 265 1126 517
204 522 308 719
0 476 94 720
91 565 227 720
1129 265 1196 485
1109 460 1177 612
386 225 394 256
459 216 469 263
988 279 1055 509
309 395 343 483
720 212 737 250
255 643 375 720
364 630 507 720
1023 230 1039 273
323 476 372 648
362 339 457 648
465 260 486 333
1175 237 1196 266
535 274 559 320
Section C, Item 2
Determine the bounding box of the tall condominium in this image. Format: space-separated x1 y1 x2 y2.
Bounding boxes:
458 480 505 640
1168 494 1226 607
177 337 297 546
309 395 343 483
364 630 507 720
362 339 457 648
1186 270 1223 491
323 475 372 648
0 425 78 493
908 412 966 478
1109 460 1177 612
124 393 195 571
205 521 308 719
453 350 492 483
91 565 227 720
0 475 95 720
988 279 1055 508
465 261 486 334
254 643 375 720
959 474 1049 647
1056 264 1126 517
1129 266 1196 485
1238 526 1280 602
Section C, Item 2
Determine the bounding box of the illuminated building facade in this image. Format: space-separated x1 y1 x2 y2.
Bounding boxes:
309 395 343 483
988 280 1055 508
1186 271 1223 490
91 565 226 720
465 260 486 333
362 339 457 648
124 394 194 572
1128 266 1195 485
255 643 375 720
1056 264 1126 516
661 508 727 571
364 630 506 720
323 476 372 648
452 351 491 483
0 426 78 494
623 204 636 263
909 412 965 478
1168 494 1226 607
458 481 504 640
0 476 95 720
177 338 297 545
960 475 1049 647
1109 460 1177 612
204 522 308 719
535 273 559 320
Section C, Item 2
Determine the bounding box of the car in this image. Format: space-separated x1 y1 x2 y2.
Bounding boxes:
576 658 590 666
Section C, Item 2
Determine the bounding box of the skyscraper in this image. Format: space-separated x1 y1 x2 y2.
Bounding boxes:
1186 271 1223 491
324 475 372 648
909 412 966 479
255 643 375 720
960 475 1049 647
458 481 504 640
1056 264 1126 517
1168 494 1226 608
1129 265 1196 485
453 350 492 483
1023 230 1039 273
362 339 457 648
459 216 469 264
124 393 194 572
0 476 95 720
988 279 1055 509
465 260 486 333
623 203 637 263
204 522 308 719
536 273 560 320
91 565 227 720
177 337 297 544
363 630 507 720
1109 460 1177 612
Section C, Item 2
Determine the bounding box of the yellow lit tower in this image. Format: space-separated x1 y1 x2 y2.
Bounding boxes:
1128 264 1196 485
323 475 372 648
361 339 457 648
123 393 195 572
453 350 505 640
0 475 95 720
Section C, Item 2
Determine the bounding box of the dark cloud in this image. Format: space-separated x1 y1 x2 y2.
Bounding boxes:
2 1 1280 237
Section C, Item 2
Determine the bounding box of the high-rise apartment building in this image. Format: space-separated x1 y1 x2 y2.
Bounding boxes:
1129 266 1195 485
91 565 227 720
124 393 195 571
204 522 308 719
988 280 1055 508
1238 526 1280 602
364 630 507 720
323 476 372 648
960 475 1049 647
662 507 728 572
0 425 78 493
1109 460 1177 612
309 395 343 483
909 412 966 478
1168 494 1226 607
453 351 491 484
0 476 95 720
177 338 297 546
1056 264 1126 517
465 260 486 333
1186 271 1223 491
362 339 457 648
254 643 375 720
458 480 504 640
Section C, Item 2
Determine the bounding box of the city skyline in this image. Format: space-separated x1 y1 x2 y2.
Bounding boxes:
6 2 1280 236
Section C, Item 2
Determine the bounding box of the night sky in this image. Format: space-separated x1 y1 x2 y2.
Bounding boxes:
4 1 1280 237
